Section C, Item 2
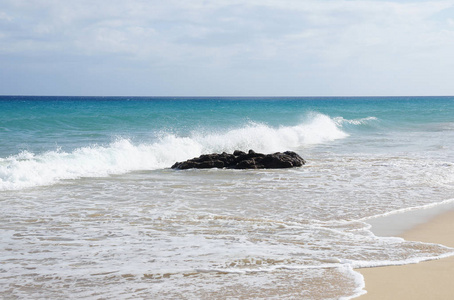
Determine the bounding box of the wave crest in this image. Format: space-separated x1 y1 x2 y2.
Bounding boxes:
334 116 378 126
196 113 348 154
0 113 348 190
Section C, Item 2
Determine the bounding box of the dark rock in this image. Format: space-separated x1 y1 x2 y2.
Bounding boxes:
233 150 246 156
235 158 260 169
171 150 305 170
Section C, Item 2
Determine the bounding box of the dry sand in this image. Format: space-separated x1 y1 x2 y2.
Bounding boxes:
357 210 454 299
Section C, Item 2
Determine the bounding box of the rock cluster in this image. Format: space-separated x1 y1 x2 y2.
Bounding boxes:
171 150 306 170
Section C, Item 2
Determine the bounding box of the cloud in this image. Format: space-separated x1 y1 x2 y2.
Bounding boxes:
1 0 454 95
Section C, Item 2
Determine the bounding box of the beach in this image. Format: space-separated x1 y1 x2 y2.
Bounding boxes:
3 0 454 297
358 209 454 299
1 96 454 299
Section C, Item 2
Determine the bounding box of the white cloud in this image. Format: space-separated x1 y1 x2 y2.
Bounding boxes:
1 0 454 95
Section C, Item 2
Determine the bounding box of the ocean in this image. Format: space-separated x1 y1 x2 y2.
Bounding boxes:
1 96 454 299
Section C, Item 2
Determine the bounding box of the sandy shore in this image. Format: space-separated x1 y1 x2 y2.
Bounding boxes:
357 210 454 299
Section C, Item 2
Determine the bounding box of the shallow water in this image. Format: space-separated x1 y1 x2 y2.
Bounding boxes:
1 96 454 298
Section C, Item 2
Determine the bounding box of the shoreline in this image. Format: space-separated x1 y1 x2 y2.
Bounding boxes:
357 209 454 299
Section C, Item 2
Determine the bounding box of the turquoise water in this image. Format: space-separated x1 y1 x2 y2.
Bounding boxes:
1 96 454 298
2 96 453 155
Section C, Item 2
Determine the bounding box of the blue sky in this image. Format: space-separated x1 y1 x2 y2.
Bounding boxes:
1 0 454 96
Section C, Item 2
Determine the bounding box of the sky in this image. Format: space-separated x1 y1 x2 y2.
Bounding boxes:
1 0 454 96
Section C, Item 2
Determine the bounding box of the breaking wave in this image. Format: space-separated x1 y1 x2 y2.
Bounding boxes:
0 113 348 190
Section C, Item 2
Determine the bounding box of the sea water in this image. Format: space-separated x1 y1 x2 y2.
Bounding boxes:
1 96 454 299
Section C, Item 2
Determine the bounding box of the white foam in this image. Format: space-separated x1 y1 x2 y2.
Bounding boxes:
0 137 202 190
0 113 348 190
195 113 348 153
334 116 378 126
361 198 454 222
339 266 367 300
351 250 454 269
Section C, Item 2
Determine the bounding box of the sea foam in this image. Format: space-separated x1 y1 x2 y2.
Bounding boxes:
0 113 347 190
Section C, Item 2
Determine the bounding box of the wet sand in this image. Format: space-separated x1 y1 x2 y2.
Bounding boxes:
357 210 454 299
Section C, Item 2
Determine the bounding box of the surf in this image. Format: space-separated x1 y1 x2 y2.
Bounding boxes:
0 113 350 190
